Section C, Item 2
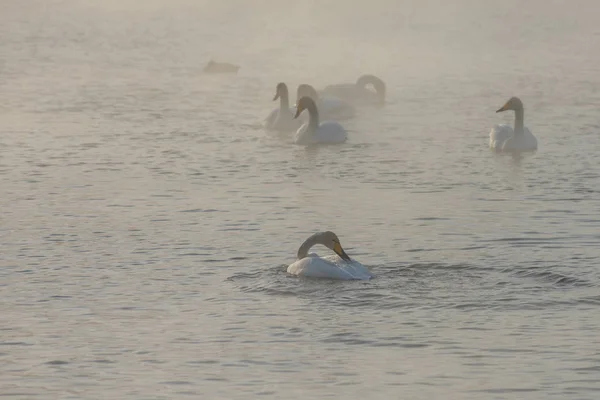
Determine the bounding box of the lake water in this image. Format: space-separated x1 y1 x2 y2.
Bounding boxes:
1 0 600 398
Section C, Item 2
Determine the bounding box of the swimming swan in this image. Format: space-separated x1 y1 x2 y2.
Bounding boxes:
293 97 347 145
489 97 538 153
322 74 386 106
264 82 302 132
203 60 240 74
296 84 355 120
287 231 373 280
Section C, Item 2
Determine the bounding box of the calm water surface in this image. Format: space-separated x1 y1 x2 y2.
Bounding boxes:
1 1 600 398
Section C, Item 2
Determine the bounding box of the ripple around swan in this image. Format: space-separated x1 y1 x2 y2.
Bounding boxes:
227 262 596 310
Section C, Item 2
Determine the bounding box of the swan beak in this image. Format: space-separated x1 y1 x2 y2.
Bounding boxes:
333 242 351 261
496 103 509 113
273 92 280 101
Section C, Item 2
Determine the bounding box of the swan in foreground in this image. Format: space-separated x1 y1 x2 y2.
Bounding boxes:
322 74 386 106
489 97 538 153
203 60 240 74
264 82 302 132
293 97 347 145
296 84 355 120
287 231 373 280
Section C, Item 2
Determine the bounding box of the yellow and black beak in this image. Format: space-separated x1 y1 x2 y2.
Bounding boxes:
496 103 509 113
273 91 280 101
333 241 351 261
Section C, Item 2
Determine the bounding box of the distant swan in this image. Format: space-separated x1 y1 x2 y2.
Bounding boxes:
296 84 355 120
264 82 302 132
287 231 373 280
489 97 538 153
293 96 347 145
203 60 240 74
322 74 386 106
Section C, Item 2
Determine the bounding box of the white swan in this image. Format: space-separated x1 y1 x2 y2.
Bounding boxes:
296 84 355 120
287 231 373 280
264 82 302 132
322 74 386 106
489 97 538 153
293 97 347 145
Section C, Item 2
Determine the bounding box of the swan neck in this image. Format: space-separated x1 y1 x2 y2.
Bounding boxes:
279 91 290 110
306 102 319 131
297 236 316 259
514 107 524 135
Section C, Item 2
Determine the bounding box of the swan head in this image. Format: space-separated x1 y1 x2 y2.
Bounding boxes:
322 231 351 261
294 96 317 119
273 82 289 101
357 74 386 104
496 96 523 113
296 84 319 103
297 231 352 261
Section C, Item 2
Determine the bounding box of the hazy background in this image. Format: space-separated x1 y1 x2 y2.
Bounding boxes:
1 0 600 399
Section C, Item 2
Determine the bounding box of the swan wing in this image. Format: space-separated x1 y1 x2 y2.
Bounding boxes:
293 123 311 145
315 122 347 144
294 122 347 145
502 126 538 152
321 83 357 99
266 108 301 132
318 96 355 120
322 85 379 105
489 124 513 150
287 254 372 280
264 109 278 129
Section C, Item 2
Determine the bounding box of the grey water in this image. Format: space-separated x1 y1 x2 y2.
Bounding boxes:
1 0 600 398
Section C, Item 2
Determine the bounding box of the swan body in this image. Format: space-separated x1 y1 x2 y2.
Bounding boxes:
287 231 373 280
296 84 355 120
490 125 537 152
490 97 537 152
293 97 347 145
322 74 386 106
203 60 239 74
264 82 302 132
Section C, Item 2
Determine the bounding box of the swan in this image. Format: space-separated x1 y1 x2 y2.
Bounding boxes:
203 60 240 74
293 96 347 145
264 82 302 132
489 97 538 153
287 231 373 280
322 74 386 106
296 84 355 120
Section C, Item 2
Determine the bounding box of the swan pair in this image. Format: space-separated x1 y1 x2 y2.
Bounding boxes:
264 74 388 144
287 231 373 280
490 97 538 153
265 82 348 145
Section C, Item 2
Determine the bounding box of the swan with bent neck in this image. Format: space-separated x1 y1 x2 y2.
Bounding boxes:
287 231 373 280
264 82 302 132
322 74 386 106
293 96 347 145
489 96 538 153
296 84 355 120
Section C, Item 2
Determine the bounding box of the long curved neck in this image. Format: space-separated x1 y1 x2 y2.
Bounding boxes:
514 106 524 135
279 90 290 111
357 75 385 103
297 236 318 259
305 101 319 131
